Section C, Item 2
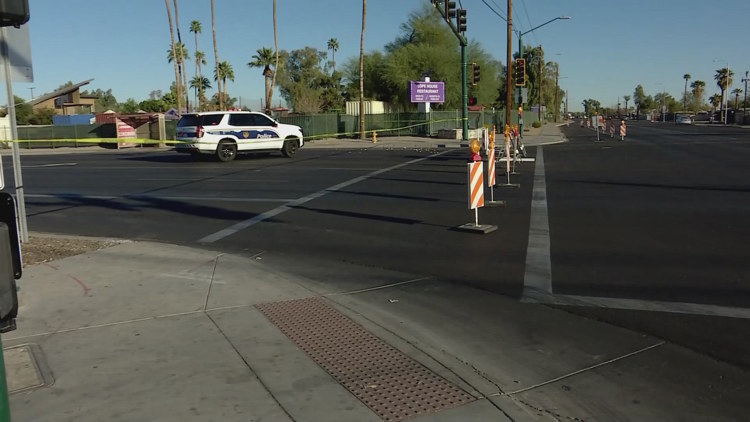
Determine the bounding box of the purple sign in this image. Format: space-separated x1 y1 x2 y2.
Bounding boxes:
409 81 445 103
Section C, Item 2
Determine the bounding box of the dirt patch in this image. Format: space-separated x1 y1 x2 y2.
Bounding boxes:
21 235 122 267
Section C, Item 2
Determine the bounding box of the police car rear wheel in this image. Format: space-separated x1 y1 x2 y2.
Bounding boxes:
217 141 237 162
282 138 299 158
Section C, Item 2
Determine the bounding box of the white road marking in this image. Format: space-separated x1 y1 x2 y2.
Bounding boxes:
522 146 750 319
523 146 553 296
25 193 294 203
198 151 451 243
25 162 77 168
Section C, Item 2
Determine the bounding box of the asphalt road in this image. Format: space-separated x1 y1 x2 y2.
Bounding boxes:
6 123 750 368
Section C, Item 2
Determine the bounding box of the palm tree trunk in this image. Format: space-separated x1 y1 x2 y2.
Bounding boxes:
173 0 190 112
269 0 278 114
211 0 223 110
359 0 367 141
165 0 182 114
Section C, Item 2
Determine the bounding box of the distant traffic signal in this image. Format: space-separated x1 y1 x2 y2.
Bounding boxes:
471 62 480 85
444 0 456 19
456 9 467 32
514 58 526 87
468 97 478 106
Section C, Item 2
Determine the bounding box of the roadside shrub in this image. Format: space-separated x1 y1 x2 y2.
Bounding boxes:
532 121 542 128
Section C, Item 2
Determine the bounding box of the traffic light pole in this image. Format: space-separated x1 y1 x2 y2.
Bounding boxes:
505 0 513 133
432 1 469 141
518 31 523 137
461 45 468 142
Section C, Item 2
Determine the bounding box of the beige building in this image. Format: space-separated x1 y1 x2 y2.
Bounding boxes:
29 79 98 115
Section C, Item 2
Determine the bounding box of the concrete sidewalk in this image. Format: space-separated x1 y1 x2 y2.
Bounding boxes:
3 238 748 421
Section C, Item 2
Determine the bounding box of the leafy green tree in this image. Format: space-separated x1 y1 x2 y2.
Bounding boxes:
29 107 55 125
136 98 170 112
341 4 501 111
276 47 332 113
82 88 118 112
581 98 601 116
12 96 33 124
120 98 140 113
633 85 646 116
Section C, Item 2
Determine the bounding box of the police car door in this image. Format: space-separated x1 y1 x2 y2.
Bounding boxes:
249 113 282 149
228 113 272 150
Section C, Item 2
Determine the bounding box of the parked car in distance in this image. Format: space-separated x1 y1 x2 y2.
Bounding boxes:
675 115 692 125
174 111 304 162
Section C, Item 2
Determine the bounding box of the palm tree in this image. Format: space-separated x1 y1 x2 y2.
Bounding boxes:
327 38 339 73
623 95 630 116
167 42 190 110
248 48 275 113
709 93 722 120
190 75 212 111
189 20 202 77
172 0 189 112
714 67 734 123
164 0 182 114
210 0 222 109
732 88 742 110
682 74 691 110
271 0 279 113
359 0 367 141
214 61 234 103
166 42 190 64
193 50 207 107
690 80 706 110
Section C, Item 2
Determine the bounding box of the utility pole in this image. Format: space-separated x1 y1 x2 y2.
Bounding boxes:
743 70 748 117
505 0 512 130
554 63 559 123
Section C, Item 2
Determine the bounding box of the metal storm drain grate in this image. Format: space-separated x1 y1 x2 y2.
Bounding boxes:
256 297 475 421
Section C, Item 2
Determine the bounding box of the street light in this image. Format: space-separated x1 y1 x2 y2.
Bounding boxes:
742 70 748 117
515 16 570 128
517 16 571 59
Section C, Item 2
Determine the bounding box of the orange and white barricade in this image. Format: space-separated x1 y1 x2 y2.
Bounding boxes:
620 120 626 141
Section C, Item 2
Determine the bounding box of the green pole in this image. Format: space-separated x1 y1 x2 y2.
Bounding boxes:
461 44 468 141
0 335 11 421
517 32 524 137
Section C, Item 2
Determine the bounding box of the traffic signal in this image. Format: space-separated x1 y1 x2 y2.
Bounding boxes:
444 0 456 19
514 58 526 87
0 0 29 28
456 9 467 32
471 62 480 85
468 97 477 106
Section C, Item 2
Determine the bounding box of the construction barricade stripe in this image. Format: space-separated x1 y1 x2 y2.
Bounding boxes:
467 162 484 209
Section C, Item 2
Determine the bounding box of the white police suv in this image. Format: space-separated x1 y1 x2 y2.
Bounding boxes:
175 111 304 162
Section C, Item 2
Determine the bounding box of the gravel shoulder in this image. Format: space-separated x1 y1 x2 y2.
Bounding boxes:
21 234 124 267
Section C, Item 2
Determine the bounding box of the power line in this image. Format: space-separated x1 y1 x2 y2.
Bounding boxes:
480 0 507 22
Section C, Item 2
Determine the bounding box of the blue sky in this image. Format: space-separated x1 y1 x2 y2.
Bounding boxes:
6 0 750 112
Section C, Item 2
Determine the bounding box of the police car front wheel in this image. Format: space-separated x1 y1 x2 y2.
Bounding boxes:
282 138 299 158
